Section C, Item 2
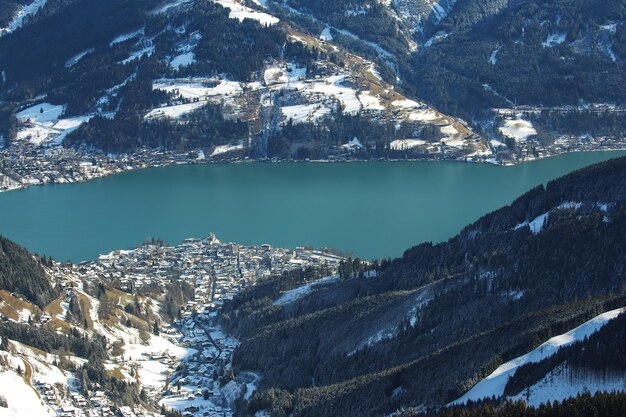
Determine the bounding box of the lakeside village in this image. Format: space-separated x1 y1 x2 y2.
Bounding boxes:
2 104 626 193
6 234 344 417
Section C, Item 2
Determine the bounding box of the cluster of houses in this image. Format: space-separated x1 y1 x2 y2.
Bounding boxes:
0 139 207 192
42 234 342 417
33 381 120 417
72 234 343 309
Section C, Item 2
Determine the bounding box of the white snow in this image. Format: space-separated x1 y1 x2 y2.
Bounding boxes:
15 107 91 146
211 142 245 156
490 139 506 148
515 212 549 234
450 307 626 405
320 27 333 42
430 1 452 22
274 275 340 305
499 118 537 141
358 91 384 111
145 102 205 119
392 99 419 109
407 109 438 122
17 103 64 124
515 202 585 234
14 104 92 146
64 48 95 68
309 75 361 115
212 0 279 26
440 125 465 148
263 64 307 88
509 364 626 406
542 32 567 48
110 28 144 46
342 137 365 150
264 67 288 85
154 79 242 100
390 139 426 150
489 46 501 65
170 52 196 69
600 23 617 35
281 104 331 124
121 46 155 64
0 368 50 417
153 0 193 14
0 0 48 37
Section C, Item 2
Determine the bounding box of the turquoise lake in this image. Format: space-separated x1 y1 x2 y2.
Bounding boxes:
1 151 625 262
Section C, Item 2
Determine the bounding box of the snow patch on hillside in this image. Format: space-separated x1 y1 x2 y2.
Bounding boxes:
65 48 95 68
489 46 501 65
110 28 145 46
320 27 333 42
358 91 384 111
407 109 438 121
170 52 196 69
450 307 626 405
15 103 91 145
499 118 537 141
392 99 419 109
515 212 548 234
281 104 331 124
309 75 361 114
211 142 245 156
515 201 583 234
17 103 64 124
213 0 279 26
145 101 205 119
390 139 426 150
154 79 242 99
274 275 341 305
509 364 626 406
0 0 48 37
121 45 155 64
542 33 567 48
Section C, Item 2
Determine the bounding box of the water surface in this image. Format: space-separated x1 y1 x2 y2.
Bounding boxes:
1 151 624 261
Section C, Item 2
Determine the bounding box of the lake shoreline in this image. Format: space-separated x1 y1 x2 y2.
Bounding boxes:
3 146 626 194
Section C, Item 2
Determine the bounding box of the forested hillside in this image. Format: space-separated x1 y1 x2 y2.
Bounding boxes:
434 391 626 417
405 0 626 119
0 235 57 307
221 157 626 417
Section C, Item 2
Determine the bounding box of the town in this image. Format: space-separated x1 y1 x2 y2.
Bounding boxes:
15 234 344 417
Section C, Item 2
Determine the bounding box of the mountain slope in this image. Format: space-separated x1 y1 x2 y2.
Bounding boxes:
0 0 486 162
405 0 626 114
0 235 57 307
220 156 626 416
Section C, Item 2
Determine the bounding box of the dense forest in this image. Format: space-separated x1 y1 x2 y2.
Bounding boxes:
284 0 412 57
220 157 626 417
0 235 58 307
432 391 626 417
404 0 626 120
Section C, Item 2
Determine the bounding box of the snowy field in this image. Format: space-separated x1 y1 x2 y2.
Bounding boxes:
499 118 537 141
281 104 331 124
15 103 91 146
213 0 279 26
